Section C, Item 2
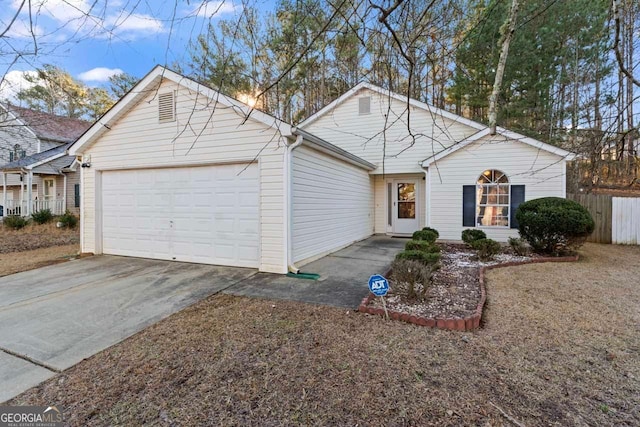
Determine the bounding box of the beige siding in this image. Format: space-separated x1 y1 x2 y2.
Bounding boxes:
302 88 478 174
291 145 373 264
79 79 287 273
0 111 40 163
429 134 565 241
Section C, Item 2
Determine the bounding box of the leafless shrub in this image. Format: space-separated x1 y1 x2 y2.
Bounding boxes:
391 259 438 301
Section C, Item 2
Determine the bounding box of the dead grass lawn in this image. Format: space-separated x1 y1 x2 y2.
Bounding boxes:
8 243 640 426
0 244 79 276
0 222 79 254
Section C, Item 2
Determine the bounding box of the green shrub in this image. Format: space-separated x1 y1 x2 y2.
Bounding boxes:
3 215 29 230
461 229 487 246
31 209 53 224
508 237 529 256
395 250 441 265
404 240 441 253
391 259 437 301
57 211 78 229
411 229 438 243
421 227 440 238
471 238 502 261
516 197 594 255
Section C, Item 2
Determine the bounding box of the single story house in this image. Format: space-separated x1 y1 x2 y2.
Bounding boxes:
69 66 575 274
0 105 90 216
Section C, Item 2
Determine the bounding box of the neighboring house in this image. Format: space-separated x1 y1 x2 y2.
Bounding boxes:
69 66 574 274
0 105 91 217
600 138 640 160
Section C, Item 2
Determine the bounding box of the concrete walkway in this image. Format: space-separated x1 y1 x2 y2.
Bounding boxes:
224 236 406 308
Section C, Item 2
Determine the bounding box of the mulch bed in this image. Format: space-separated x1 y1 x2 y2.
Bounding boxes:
368 243 536 319
0 225 79 254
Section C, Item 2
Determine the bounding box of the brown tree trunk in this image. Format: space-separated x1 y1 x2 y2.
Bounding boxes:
488 0 519 135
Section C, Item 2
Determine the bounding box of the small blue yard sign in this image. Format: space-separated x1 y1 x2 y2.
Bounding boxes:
368 274 389 297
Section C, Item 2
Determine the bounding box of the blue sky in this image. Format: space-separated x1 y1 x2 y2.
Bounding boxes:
0 0 268 98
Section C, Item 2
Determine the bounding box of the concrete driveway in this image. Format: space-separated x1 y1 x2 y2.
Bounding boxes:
0 235 405 403
0 256 256 403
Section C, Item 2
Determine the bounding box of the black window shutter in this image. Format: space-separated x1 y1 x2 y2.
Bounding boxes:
462 185 476 227
510 185 525 229
74 183 80 208
9 152 14 162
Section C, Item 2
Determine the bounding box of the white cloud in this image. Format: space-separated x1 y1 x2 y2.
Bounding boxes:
9 0 164 40
104 13 163 34
0 70 38 101
78 67 123 82
27 0 93 23
193 1 238 18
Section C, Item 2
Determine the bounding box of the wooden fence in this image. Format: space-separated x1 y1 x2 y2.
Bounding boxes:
567 193 612 243
567 193 640 244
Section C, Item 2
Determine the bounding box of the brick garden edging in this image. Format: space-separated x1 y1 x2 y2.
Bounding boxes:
358 255 579 331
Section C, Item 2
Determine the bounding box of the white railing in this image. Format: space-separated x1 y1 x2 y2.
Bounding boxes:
33 199 66 215
1 199 65 217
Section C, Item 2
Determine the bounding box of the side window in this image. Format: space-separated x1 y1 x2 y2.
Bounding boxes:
11 144 25 161
74 183 81 208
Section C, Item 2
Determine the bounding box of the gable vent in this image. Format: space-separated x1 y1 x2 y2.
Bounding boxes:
358 96 371 115
158 92 176 123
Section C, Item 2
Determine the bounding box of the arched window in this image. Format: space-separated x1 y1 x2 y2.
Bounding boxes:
476 169 509 227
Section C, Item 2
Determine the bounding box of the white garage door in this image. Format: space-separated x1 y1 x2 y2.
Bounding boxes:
102 163 259 268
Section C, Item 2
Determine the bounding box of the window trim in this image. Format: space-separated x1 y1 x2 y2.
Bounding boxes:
475 169 510 228
358 96 371 115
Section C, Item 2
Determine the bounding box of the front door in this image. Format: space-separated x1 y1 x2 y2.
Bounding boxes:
393 180 419 235
43 179 54 200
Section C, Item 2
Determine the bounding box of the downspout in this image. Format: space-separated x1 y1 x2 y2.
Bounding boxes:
285 131 304 274
422 166 430 227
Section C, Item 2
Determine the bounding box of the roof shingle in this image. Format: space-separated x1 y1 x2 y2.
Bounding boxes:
6 105 91 143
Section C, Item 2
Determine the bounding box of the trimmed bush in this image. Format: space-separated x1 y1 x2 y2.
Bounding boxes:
391 259 437 301
57 211 78 229
32 209 54 224
516 197 594 255
508 237 529 256
411 229 437 244
461 229 487 246
3 215 29 230
404 240 441 253
471 238 502 261
421 227 440 238
395 250 441 265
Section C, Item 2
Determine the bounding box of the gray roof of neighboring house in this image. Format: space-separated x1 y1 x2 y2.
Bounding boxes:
5 105 92 143
0 142 72 172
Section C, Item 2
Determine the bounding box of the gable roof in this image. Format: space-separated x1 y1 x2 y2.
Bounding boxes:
3 105 91 143
296 82 575 165
421 127 577 167
0 142 73 172
298 82 486 131
69 66 293 155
